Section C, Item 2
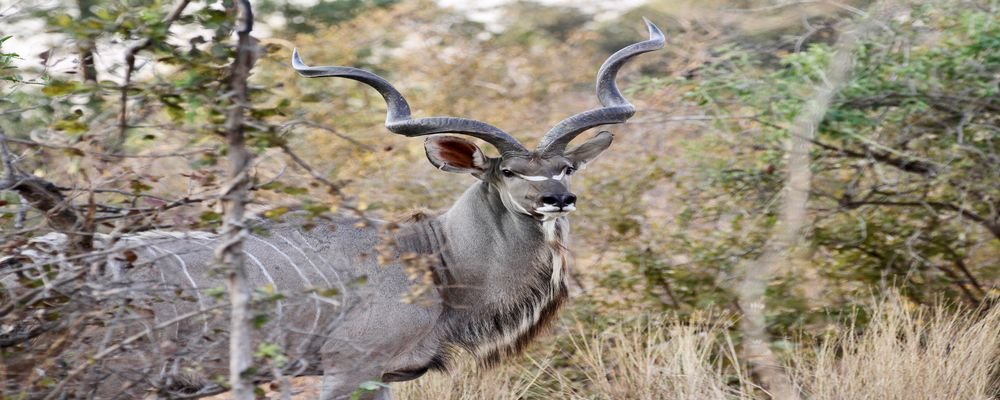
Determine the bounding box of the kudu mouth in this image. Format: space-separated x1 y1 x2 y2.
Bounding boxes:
533 206 576 221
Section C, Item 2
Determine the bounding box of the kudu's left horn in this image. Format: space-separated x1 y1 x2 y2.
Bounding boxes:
536 18 665 155
292 50 528 156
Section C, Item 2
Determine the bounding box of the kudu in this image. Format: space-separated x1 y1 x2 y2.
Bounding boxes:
2 19 663 400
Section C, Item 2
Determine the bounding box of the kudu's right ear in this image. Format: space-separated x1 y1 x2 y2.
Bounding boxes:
424 136 489 176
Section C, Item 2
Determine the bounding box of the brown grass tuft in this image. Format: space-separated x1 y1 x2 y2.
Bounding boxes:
558 316 756 400
793 298 1000 400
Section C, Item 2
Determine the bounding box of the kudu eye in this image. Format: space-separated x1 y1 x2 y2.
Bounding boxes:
565 166 576 175
501 169 515 178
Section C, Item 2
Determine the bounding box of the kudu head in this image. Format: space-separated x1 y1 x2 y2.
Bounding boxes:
292 19 664 221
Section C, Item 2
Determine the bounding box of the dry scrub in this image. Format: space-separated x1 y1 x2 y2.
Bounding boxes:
393 298 1000 400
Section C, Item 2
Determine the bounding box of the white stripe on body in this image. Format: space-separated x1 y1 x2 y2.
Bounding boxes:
244 251 285 320
275 233 333 287
144 245 184 338
247 235 324 336
149 244 210 334
291 230 351 295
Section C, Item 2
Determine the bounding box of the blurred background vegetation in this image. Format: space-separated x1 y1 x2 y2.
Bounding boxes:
1 0 998 398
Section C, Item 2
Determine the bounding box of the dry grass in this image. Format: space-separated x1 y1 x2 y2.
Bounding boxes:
394 357 551 400
395 298 1000 400
396 315 756 400
557 316 756 400
792 298 1000 400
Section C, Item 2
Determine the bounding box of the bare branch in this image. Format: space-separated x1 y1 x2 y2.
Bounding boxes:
214 1 257 398
840 199 999 240
40 303 229 400
279 144 344 196
3 136 216 158
808 136 940 175
116 0 193 149
76 0 98 83
735 4 893 398
280 119 375 152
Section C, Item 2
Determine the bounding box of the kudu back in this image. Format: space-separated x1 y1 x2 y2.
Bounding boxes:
2 20 664 400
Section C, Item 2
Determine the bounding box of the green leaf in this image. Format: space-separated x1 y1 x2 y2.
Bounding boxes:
41 80 80 96
199 211 222 223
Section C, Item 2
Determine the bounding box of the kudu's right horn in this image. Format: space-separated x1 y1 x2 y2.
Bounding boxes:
292 50 528 156
536 18 665 155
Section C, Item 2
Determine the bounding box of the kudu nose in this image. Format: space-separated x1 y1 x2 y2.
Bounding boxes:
541 193 577 208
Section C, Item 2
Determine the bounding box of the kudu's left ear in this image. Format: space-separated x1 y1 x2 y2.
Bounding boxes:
425 136 489 176
565 131 613 168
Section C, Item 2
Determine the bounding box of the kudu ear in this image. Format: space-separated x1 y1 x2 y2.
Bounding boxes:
424 136 490 176
564 131 613 168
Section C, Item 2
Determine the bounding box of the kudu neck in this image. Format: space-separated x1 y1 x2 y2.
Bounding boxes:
443 180 546 243
432 181 560 287
391 180 564 298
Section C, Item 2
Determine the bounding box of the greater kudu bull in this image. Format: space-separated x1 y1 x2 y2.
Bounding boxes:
2 19 664 400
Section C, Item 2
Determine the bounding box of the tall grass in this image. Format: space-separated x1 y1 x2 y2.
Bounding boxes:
558 316 755 400
397 298 1000 399
393 357 551 400
792 299 1000 400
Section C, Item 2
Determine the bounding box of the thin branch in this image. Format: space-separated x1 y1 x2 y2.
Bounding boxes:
1 175 82 236
76 0 98 83
0 129 18 181
808 136 940 175
736 3 888 398
39 303 228 400
280 119 375 152
3 136 216 158
116 0 193 149
840 199 999 240
215 1 256 398
279 144 344 196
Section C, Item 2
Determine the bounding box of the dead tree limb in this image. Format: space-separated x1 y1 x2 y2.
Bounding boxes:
213 1 257 398
1 130 83 239
736 3 895 399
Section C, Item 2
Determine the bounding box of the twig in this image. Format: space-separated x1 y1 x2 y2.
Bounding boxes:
281 119 375 152
40 303 228 400
3 136 216 158
839 199 999 240
0 129 18 181
279 144 344 196
116 0 193 149
807 136 940 175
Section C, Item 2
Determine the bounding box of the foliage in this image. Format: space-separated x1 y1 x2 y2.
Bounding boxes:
623 1 999 337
